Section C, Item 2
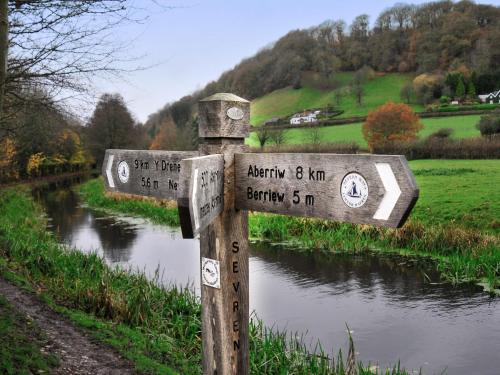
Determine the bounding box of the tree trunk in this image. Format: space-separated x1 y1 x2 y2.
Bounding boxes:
0 0 8 121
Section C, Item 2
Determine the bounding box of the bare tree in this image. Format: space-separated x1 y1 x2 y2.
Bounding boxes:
308 126 321 148
269 128 287 149
0 0 159 138
255 125 270 148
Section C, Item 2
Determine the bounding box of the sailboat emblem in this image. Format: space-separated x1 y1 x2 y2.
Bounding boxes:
117 161 130 184
347 181 361 198
341 172 369 208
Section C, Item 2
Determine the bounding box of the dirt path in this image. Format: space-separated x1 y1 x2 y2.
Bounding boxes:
0 277 138 375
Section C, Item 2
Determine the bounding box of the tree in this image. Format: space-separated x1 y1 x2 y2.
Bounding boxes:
413 73 443 105
150 115 178 151
362 102 423 151
269 128 287 149
400 84 413 104
86 93 140 167
456 78 466 98
0 0 161 139
308 126 321 147
255 126 271 148
467 81 476 98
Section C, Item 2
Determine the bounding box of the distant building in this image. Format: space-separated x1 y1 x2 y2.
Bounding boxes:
290 110 321 125
484 90 500 104
264 117 280 126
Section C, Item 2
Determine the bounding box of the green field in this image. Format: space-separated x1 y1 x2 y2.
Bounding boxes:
410 160 499 233
250 73 423 126
246 115 482 148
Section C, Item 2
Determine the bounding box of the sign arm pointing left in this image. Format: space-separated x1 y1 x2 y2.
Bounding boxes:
106 154 115 188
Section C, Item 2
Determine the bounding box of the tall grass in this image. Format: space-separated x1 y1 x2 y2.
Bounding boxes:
0 187 412 374
248 214 500 291
79 179 179 226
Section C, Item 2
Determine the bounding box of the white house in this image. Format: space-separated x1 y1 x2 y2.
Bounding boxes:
290 110 321 125
484 90 500 104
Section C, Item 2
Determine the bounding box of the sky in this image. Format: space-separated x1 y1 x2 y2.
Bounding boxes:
96 0 500 123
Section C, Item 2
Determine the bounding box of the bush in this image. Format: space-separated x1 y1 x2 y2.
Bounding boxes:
428 128 453 139
362 102 423 151
476 114 500 139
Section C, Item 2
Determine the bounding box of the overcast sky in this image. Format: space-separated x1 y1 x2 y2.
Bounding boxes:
95 0 500 123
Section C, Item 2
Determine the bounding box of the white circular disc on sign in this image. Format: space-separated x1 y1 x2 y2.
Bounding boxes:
117 161 130 184
227 107 244 120
340 172 369 208
201 257 220 289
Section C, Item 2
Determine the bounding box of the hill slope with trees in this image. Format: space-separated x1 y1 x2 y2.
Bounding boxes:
145 0 500 147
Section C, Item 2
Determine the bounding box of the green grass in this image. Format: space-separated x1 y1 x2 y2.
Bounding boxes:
250 73 422 126
246 115 483 148
79 179 180 226
0 295 59 375
0 187 410 374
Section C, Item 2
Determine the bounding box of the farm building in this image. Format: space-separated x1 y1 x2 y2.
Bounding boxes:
290 110 321 125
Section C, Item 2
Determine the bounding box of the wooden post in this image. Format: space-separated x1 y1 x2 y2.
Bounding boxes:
198 93 250 375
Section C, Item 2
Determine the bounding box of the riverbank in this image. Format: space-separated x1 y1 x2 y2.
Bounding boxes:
78 159 500 293
0 187 410 374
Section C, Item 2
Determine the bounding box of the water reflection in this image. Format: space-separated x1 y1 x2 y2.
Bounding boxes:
33 183 500 375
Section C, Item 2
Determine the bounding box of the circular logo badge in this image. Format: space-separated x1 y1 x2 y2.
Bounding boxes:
226 106 244 120
117 161 130 184
201 258 220 289
341 173 369 208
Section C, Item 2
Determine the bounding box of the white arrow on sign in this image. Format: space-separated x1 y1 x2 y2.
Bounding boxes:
373 163 401 221
106 154 115 188
191 168 200 232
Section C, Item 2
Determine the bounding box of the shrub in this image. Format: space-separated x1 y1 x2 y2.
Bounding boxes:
476 113 500 139
428 128 453 139
362 102 424 152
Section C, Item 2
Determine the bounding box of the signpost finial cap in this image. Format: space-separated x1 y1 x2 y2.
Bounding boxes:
200 93 249 103
198 92 250 138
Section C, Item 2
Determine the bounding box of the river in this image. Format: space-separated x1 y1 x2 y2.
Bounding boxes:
33 178 500 375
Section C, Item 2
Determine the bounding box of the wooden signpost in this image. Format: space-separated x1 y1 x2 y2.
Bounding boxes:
103 92 419 375
102 149 198 199
177 154 225 238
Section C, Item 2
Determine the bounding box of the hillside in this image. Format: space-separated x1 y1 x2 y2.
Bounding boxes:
144 0 500 149
250 72 423 125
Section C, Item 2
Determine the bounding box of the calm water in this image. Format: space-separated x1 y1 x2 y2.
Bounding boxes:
33 180 500 375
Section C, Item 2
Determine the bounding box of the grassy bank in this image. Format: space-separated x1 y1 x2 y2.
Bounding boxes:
78 159 500 292
246 115 482 148
0 187 410 374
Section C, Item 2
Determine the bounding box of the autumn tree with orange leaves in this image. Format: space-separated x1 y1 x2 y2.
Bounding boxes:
362 102 423 152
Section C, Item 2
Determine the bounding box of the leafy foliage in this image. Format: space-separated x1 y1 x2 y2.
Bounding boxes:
362 102 423 151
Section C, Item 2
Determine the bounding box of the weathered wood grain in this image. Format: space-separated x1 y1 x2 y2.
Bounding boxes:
198 95 250 375
101 149 198 199
198 93 250 138
177 154 224 238
234 153 419 228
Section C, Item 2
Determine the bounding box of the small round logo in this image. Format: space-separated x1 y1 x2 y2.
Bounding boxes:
227 107 244 120
341 172 369 208
201 258 220 289
117 161 130 184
